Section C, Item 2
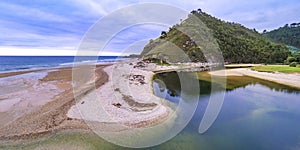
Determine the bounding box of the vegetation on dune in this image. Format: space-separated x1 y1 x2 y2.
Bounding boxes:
141 9 290 64
289 62 298 67
251 65 300 73
284 51 300 66
263 23 300 49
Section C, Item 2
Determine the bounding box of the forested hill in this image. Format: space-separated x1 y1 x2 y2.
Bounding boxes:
263 23 300 49
141 10 289 64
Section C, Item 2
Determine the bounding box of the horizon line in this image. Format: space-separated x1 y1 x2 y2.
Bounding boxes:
0 46 140 57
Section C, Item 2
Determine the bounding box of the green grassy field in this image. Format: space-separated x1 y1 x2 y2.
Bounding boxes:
251 65 300 73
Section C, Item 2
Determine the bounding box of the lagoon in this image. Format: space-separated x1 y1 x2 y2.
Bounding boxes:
2 71 300 150
151 72 300 150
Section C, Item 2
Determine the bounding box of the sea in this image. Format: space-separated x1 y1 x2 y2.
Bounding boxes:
0 56 126 73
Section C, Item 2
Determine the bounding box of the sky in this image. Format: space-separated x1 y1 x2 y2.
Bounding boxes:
0 0 300 56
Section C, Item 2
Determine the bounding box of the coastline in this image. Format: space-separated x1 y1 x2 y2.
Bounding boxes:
0 60 175 143
1 61 300 144
0 65 109 141
67 61 174 128
209 68 300 89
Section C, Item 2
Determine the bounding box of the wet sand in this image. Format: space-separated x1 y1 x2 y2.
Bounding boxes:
3 62 299 143
0 61 174 143
0 65 109 141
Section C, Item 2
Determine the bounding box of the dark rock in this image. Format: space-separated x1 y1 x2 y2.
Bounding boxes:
113 103 122 108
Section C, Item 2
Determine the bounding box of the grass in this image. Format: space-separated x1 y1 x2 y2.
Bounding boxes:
225 64 262 69
251 65 300 73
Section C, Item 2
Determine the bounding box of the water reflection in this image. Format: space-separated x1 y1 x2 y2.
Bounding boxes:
153 71 300 97
4 71 300 150
152 71 300 150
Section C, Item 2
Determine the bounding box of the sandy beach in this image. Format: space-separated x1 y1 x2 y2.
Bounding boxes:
0 61 174 142
67 62 172 128
209 68 300 89
1 61 300 143
0 65 109 140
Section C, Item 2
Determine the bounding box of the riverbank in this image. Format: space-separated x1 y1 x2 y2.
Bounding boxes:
209 68 300 89
2 60 299 144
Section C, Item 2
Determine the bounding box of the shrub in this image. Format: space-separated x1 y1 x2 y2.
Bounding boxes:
289 62 298 67
294 52 300 63
283 60 290 65
287 57 296 63
283 60 289 65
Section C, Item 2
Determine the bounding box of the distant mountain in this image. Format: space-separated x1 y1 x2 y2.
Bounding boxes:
263 23 300 49
141 10 289 64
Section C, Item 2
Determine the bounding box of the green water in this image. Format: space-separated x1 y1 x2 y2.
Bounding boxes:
152 72 300 150
1 72 300 150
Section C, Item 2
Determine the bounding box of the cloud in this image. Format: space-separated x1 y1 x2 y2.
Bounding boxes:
69 0 137 16
0 0 300 55
0 2 72 23
103 24 168 53
77 3 188 55
0 1 97 51
0 20 81 49
195 0 300 31
0 47 75 56
0 46 137 56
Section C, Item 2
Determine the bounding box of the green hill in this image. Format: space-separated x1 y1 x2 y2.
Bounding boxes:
263 24 300 49
141 10 289 64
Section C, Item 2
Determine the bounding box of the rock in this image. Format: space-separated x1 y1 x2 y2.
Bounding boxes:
113 103 122 108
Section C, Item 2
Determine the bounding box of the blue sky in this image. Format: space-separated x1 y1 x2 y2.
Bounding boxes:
0 0 300 56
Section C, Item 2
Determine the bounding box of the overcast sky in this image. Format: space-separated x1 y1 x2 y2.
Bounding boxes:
0 0 300 56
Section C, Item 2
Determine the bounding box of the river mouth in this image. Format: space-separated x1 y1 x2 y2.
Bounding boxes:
2 71 300 150
151 71 300 150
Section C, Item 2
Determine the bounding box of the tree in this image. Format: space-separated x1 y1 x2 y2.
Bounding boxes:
160 31 167 39
264 23 300 48
197 8 202 14
287 57 296 63
191 10 197 14
290 62 298 67
284 24 289 28
291 23 297 27
293 52 300 63
141 10 290 64
263 30 267 34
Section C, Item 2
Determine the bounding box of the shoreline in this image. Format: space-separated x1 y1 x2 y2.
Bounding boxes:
0 60 175 143
209 68 300 89
0 65 110 141
67 61 173 128
1 62 300 144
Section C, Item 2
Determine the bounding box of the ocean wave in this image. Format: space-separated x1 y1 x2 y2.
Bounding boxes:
59 60 97 66
0 56 132 73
